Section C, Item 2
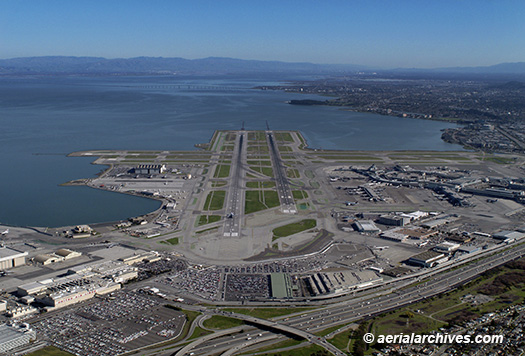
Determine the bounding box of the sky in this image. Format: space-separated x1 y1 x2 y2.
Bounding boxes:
1 0 524 68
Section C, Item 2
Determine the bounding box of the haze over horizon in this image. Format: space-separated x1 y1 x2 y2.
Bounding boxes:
1 0 524 69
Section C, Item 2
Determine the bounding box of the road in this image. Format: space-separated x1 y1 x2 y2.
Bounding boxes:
266 131 297 214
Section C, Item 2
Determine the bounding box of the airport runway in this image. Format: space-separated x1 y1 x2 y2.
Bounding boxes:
267 131 297 214
223 132 245 237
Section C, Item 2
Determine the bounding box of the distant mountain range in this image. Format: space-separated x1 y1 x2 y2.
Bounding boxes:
0 56 524 76
0 56 367 75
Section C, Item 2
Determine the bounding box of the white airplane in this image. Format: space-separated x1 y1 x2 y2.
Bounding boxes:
1 229 8 236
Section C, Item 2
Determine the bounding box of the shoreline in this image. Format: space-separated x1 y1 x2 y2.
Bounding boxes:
3 127 474 231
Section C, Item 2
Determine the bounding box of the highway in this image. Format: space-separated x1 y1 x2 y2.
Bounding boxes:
266 131 297 214
223 132 245 237
172 242 525 356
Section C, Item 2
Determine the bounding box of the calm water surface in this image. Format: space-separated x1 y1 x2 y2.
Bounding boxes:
0 75 461 227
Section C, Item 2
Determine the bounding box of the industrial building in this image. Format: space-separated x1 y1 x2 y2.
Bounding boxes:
378 214 410 226
68 225 94 238
6 305 38 318
67 260 139 283
0 323 36 354
17 260 137 309
134 164 167 174
408 250 448 268
39 281 121 308
354 220 381 233
33 253 62 265
380 229 409 242
492 230 525 242
458 245 481 254
33 249 82 265
0 247 27 270
380 226 437 242
434 242 460 253
55 248 82 260
119 251 160 265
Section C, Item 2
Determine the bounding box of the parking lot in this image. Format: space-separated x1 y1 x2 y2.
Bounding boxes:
31 291 185 355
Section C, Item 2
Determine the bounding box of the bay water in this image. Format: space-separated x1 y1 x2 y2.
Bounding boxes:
0 75 461 227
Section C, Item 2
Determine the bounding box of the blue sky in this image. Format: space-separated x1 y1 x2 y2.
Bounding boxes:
1 0 523 68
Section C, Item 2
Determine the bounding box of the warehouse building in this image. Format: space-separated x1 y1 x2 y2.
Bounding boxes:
33 253 63 265
0 323 36 354
492 230 525 241
33 249 82 265
17 260 137 309
380 229 408 242
378 215 410 226
39 281 121 309
408 250 448 268
119 251 160 265
55 248 82 260
134 164 167 174
434 242 460 253
458 246 481 254
0 247 27 270
380 226 437 242
354 220 381 233
67 225 94 238
6 305 38 318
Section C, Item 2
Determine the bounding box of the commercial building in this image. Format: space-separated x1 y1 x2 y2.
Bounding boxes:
0 247 27 270
0 323 36 354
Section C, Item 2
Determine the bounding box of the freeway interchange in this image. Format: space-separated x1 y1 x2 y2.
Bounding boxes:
140 241 525 356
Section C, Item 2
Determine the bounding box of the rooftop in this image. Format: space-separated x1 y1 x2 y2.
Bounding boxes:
0 247 28 262
0 323 34 345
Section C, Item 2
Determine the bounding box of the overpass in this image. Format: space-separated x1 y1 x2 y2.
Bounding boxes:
175 309 346 356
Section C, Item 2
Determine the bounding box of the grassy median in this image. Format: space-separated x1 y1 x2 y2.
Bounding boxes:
272 219 317 240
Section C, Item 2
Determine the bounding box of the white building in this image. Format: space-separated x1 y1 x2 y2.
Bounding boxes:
0 247 27 270
0 324 36 353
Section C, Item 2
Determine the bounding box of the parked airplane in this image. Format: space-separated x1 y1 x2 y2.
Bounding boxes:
1 229 8 236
